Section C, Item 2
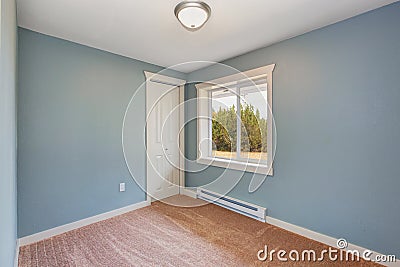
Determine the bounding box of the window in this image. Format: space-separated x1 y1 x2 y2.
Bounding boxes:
196 64 275 175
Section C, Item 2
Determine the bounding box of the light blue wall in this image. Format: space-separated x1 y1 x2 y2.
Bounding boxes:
17 28 186 237
0 0 17 266
186 2 400 256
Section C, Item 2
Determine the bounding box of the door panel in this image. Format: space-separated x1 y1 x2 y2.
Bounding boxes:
147 81 181 201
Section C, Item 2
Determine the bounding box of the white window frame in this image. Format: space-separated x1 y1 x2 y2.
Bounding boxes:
196 64 275 175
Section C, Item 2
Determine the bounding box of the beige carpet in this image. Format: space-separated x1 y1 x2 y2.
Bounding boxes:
19 195 380 266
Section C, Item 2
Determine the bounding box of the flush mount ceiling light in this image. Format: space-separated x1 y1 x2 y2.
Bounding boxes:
174 1 211 31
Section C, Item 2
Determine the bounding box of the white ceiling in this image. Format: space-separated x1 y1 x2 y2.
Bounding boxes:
17 0 397 73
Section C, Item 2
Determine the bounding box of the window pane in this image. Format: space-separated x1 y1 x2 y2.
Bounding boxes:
240 83 268 162
211 89 237 159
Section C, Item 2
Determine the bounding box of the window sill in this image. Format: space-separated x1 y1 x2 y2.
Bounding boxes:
196 157 273 176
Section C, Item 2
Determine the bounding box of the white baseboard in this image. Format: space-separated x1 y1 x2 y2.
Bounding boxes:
265 216 337 247
19 200 150 246
14 239 20 267
181 187 197 198
265 216 398 267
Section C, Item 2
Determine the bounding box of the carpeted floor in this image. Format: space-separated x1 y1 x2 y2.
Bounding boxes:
19 195 380 266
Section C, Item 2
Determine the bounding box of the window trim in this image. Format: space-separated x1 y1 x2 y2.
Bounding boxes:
196 64 275 175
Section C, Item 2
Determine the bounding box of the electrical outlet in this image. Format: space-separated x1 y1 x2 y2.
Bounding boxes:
119 182 125 192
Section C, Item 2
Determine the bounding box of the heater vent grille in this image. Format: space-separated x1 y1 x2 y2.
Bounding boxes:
197 188 266 222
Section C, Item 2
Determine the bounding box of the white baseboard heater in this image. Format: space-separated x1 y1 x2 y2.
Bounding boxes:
196 188 267 222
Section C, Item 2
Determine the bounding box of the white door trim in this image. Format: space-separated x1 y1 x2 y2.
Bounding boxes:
144 71 186 202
